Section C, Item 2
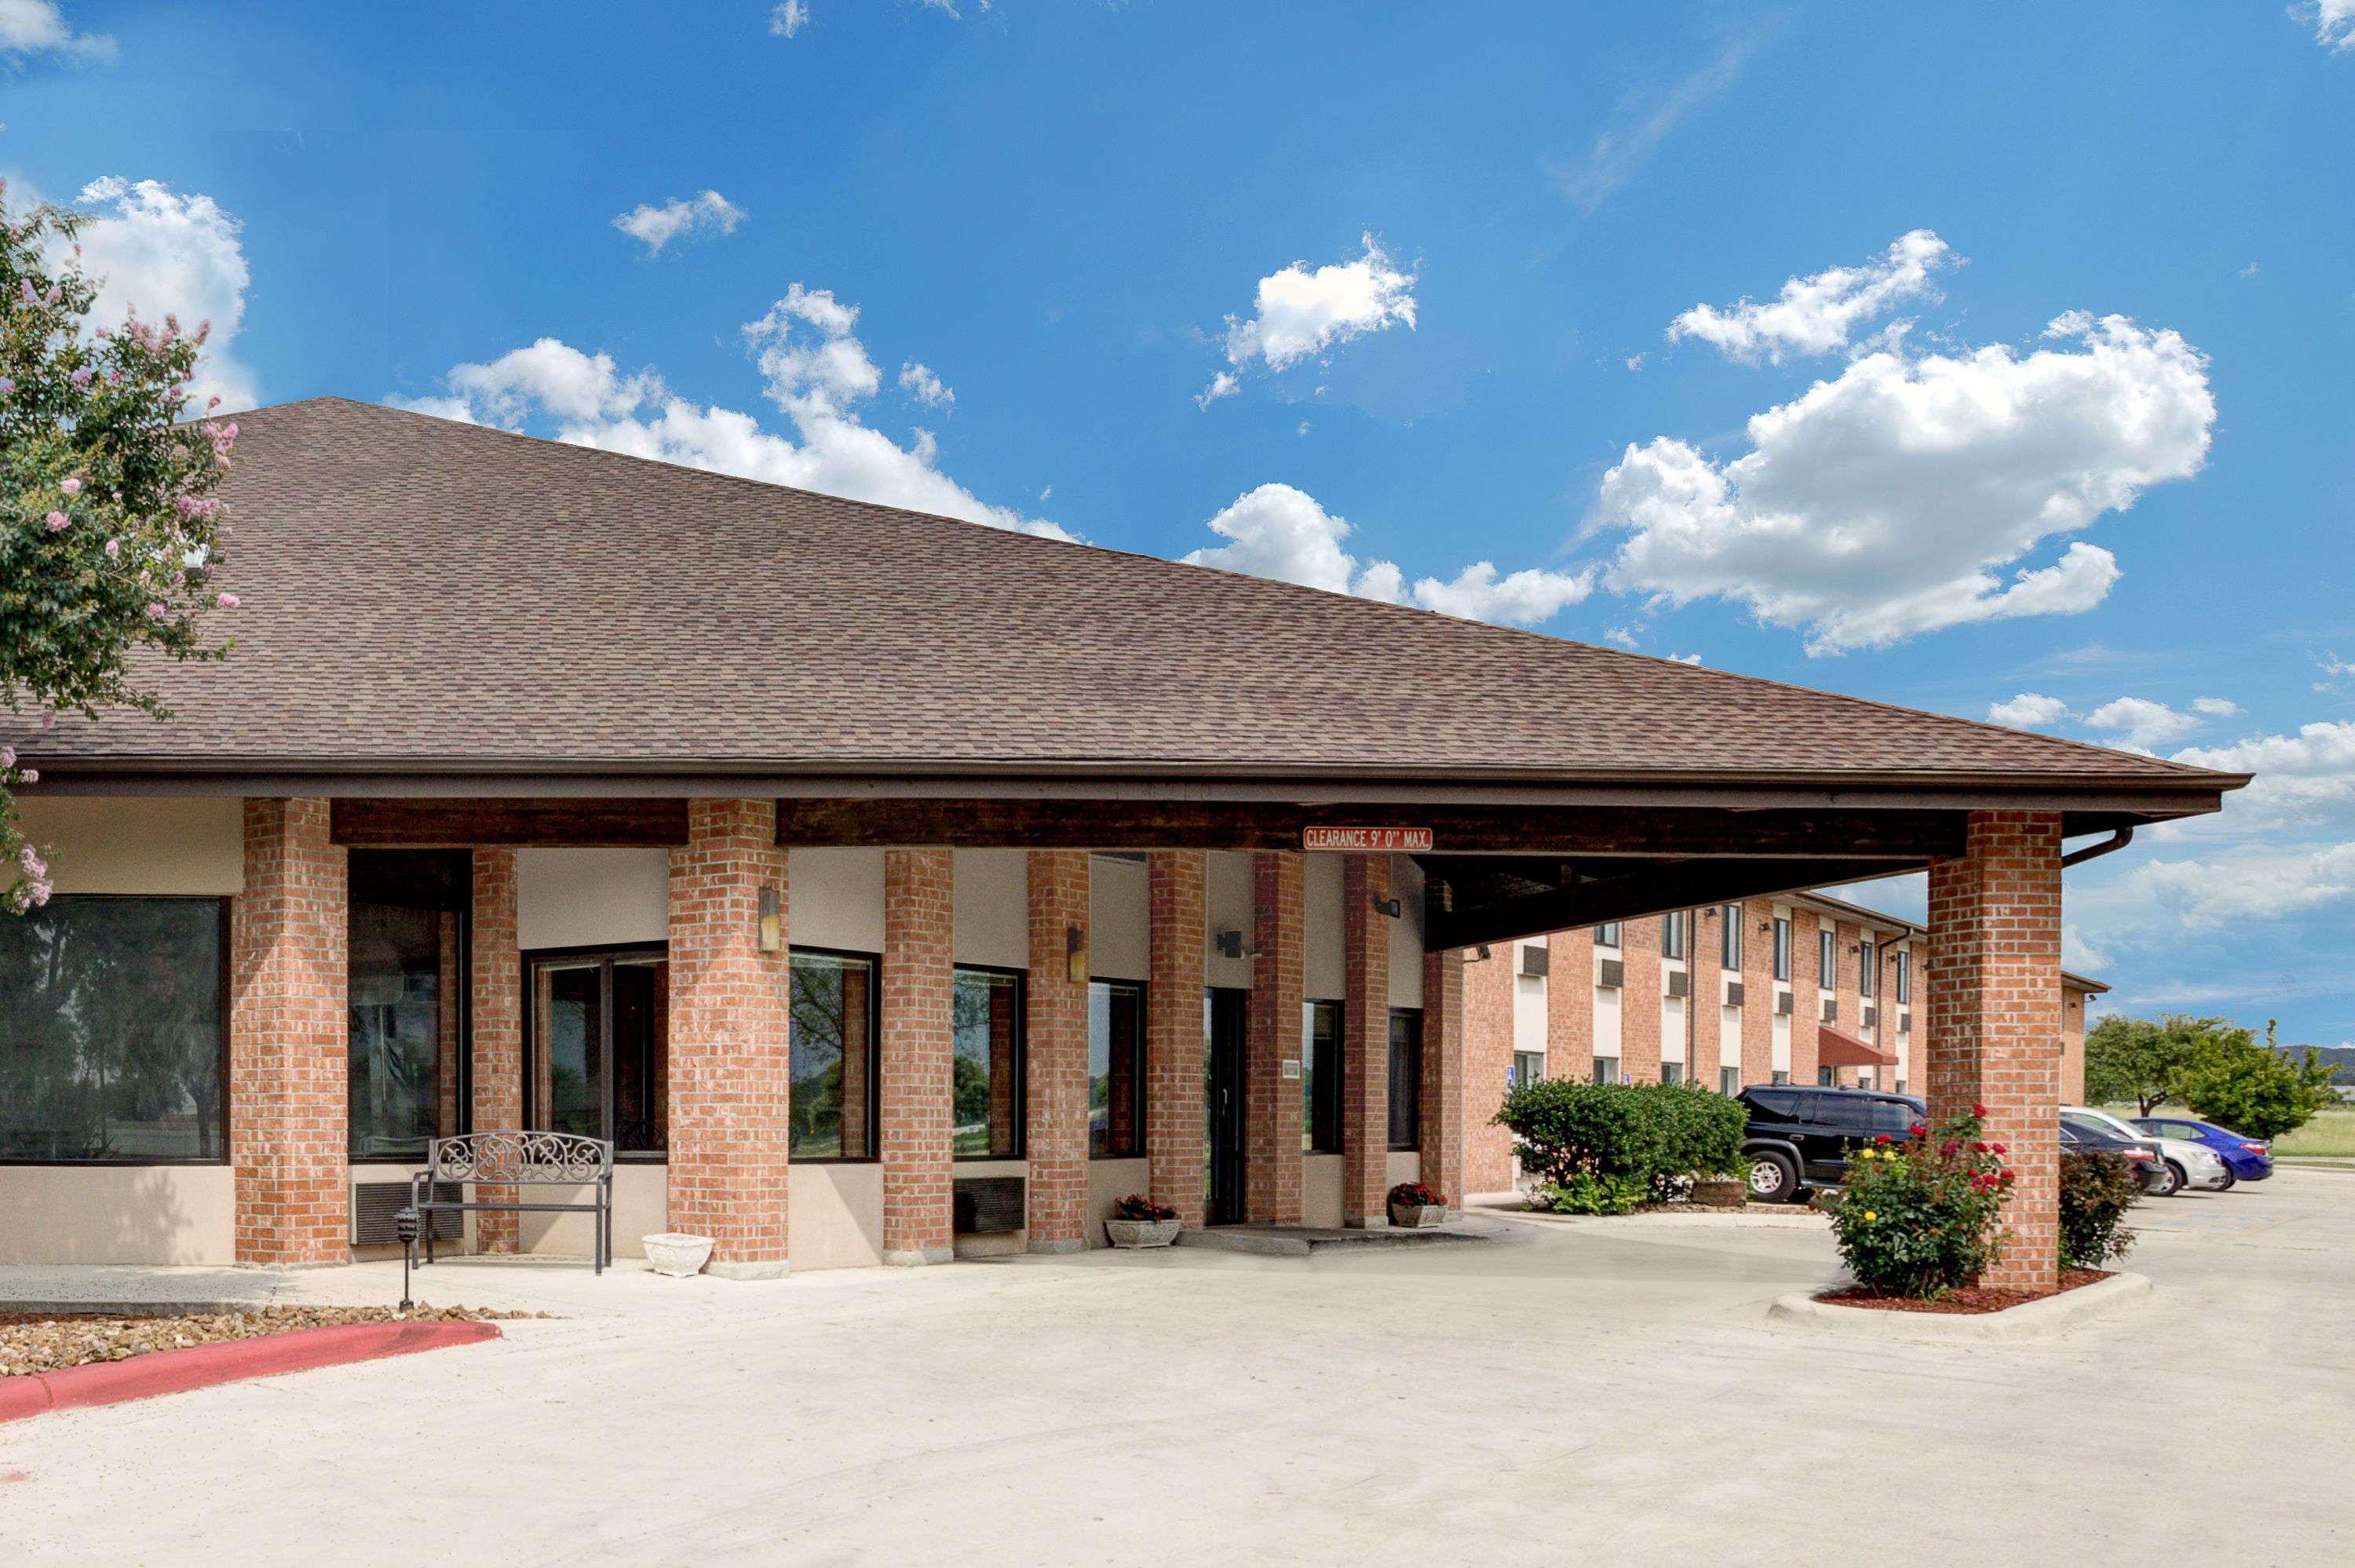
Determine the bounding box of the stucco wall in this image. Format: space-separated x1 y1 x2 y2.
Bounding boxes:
15 796 244 895
1302 1153 1344 1227
517 847 669 950
0 1166 236 1264
1302 852 1344 1001
1089 855 1149 983
513 1164 670 1260
1203 851 1255 991
788 1162 885 1271
1387 855 1425 1009
1086 1157 1152 1245
1386 1150 1422 1189
787 848 886 954
954 849 1029 969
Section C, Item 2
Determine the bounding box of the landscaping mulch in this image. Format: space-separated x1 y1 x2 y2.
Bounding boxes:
1816 1268 2111 1315
0 1305 544 1379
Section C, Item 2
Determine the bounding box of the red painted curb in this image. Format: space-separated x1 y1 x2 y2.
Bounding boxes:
0 1320 500 1424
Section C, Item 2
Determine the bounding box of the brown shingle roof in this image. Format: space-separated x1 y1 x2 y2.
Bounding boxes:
9 398 2246 795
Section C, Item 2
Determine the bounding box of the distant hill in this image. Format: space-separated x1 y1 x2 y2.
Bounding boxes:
2282 1045 2355 1085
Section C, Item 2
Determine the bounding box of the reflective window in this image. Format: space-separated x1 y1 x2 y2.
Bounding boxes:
790 950 878 1160
1594 922 1621 949
1772 918 1792 983
1089 979 1145 1159
528 950 670 1156
1302 1000 1343 1153
953 968 1024 1158
1860 941 1878 997
0 896 226 1162
1721 905 1742 970
1387 1009 1422 1151
1819 929 1835 986
1660 912 1685 961
349 850 469 1162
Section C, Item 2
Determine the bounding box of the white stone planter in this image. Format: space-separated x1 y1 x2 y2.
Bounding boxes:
1389 1204 1446 1229
1104 1218 1181 1249
642 1233 715 1278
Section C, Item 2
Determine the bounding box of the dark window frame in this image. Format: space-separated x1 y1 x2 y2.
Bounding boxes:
1860 939 1878 999
1303 997 1345 1154
1659 911 1685 961
1895 950 1911 1004
1386 1007 1423 1152
952 962 1027 1161
520 939 674 1164
347 848 474 1164
1772 917 1792 983
0 894 233 1168
1720 904 1742 970
788 943 885 1165
1594 922 1621 950
1819 928 1835 987
1088 975 1147 1161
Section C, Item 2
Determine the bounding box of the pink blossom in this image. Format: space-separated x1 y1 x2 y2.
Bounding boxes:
45 511 68 532
216 592 239 609
43 284 59 305
60 477 82 495
68 366 93 388
39 710 54 731
18 769 35 785
104 538 119 559
0 376 13 395
16 279 36 306
145 603 167 619
0 746 13 769
19 846 46 880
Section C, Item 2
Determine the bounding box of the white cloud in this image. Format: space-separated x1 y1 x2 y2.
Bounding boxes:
898 361 953 407
2313 653 2355 691
1204 234 1415 404
2061 922 2115 974
612 191 747 253
1596 311 2214 653
1603 627 1640 649
1194 371 1239 411
769 1 810 37
0 0 113 60
1181 483 1590 627
1624 352 1646 373
2098 841 2355 928
2238 261 2260 279
1667 651 1703 665
1989 692 2072 728
2300 2 2354 52
2171 720 2355 829
1668 230 1955 364
68 177 257 413
2084 696 2203 749
396 286 1067 541
2192 696 2240 717
1555 24 1776 211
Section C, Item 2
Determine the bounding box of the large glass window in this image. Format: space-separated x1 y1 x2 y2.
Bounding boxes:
348 850 469 1162
1511 1051 1545 1088
0 895 226 1162
1387 1008 1422 1151
1897 950 1911 1004
1773 917 1792 983
952 967 1023 1158
527 949 670 1157
790 949 878 1161
1592 1056 1617 1085
1860 940 1878 998
1302 999 1342 1153
1660 912 1685 961
1089 979 1144 1159
1594 922 1621 949
1721 905 1742 970
1819 928 1835 986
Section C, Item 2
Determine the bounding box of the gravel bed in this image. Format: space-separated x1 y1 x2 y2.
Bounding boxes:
1 1305 544 1378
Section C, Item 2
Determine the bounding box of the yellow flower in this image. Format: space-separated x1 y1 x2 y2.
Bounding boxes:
1862 1209 1878 1221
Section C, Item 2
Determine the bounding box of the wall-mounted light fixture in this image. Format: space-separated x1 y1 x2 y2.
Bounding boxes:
1474 943 1493 961
1066 924 1089 984
1371 895 1403 919
1758 920 1773 933
1215 929 1251 959
1437 881 1455 914
758 886 782 952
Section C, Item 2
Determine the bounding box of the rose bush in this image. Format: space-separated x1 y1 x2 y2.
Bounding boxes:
1493 1079 1747 1202
1830 1105 2015 1297
2057 1149 2140 1270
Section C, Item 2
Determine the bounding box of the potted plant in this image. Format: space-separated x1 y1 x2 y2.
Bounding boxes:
641 1233 715 1278
1104 1194 1181 1249
1387 1180 1448 1228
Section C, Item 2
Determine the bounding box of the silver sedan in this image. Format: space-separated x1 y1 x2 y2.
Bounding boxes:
2066 1105 2231 1195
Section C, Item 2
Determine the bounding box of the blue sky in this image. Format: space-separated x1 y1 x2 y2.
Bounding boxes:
6 1 2353 1043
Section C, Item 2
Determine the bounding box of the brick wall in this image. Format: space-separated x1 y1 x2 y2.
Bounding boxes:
1147 851 1207 1227
882 849 954 1264
470 848 522 1253
1341 854 1389 1224
1621 916 1663 1085
230 798 349 1267
667 800 791 1278
1926 810 2064 1293
1419 948 1466 1208
1790 907 1820 1086
1547 927 1593 1073
2060 986 2088 1105
1245 851 1304 1224
1024 851 1090 1252
1461 943 1517 1193
1739 899 1775 1092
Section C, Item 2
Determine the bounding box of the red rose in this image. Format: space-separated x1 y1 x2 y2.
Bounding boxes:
1908 1121 1926 1137
1971 1141 1988 1154
1973 1103 1988 1118
1992 1143 2007 1154
1875 1134 1893 1144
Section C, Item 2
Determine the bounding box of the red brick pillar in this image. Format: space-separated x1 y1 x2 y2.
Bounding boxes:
1024 851 1090 1252
231 798 349 1267
1421 946 1466 1211
1461 943 1515 1193
882 849 954 1265
1340 855 1390 1226
1147 851 1207 1228
1791 907 1821 1085
1546 927 1592 1068
667 800 791 1278
1739 898 1774 1093
1834 920 1863 1086
1621 917 1663 1085
1246 851 1305 1225
471 849 523 1253
1927 811 2064 1293
2060 984 2087 1105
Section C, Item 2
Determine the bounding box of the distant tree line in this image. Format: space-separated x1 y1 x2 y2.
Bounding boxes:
2084 1013 2340 1140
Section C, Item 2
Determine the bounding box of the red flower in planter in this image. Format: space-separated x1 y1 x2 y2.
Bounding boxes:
1971 1141 1988 1154
1973 1103 1988 1118
1908 1121 1927 1138
1875 1134 1894 1144
1991 1143 2008 1155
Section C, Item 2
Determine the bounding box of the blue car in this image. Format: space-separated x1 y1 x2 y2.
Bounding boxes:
2134 1116 2273 1183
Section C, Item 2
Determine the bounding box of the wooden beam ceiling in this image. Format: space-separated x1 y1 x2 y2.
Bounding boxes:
1423 855 1924 953
330 797 689 847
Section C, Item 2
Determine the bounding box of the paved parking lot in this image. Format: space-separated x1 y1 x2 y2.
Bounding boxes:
4 1170 2350 1566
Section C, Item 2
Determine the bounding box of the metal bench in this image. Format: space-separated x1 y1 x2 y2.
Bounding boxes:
411 1132 615 1274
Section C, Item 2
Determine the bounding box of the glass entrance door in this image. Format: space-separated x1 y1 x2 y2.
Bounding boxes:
1203 986 1247 1225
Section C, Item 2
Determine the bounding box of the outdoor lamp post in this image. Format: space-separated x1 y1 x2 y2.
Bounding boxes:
395 1205 420 1311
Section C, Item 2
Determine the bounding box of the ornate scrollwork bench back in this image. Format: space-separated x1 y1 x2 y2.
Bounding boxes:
410 1131 617 1272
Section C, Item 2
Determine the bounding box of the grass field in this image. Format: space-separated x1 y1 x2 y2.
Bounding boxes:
2274 1104 2355 1158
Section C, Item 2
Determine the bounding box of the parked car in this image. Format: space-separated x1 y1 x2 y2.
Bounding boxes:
1736 1085 1926 1202
2065 1104 2230 1196
2059 1114 2171 1192
2133 1114 2273 1185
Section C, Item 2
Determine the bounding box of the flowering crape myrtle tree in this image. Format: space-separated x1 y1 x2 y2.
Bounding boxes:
0 179 239 912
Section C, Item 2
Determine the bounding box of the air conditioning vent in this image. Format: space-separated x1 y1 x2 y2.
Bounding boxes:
1517 946 1550 979
1597 959 1624 990
1775 990 1794 1016
1665 969 1690 997
953 1176 1026 1235
1863 1006 1879 1030
1821 998 1838 1023
1899 1011 1912 1034
352 1181 462 1246
1725 981 1745 1008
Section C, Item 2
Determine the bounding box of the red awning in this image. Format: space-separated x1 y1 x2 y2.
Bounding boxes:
1815 1026 1897 1069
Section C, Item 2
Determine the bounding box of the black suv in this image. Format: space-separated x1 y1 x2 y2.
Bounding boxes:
1736 1085 1927 1202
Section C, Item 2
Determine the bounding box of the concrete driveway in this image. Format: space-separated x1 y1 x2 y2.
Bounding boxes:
4 1170 2350 1566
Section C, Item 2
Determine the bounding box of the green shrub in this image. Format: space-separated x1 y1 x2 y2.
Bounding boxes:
1830 1107 2014 1297
1533 1173 1648 1215
2057 1150 2140 1270
1494 1080 1747 1202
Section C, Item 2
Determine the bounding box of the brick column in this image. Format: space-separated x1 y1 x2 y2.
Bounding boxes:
1245 851 1305 1224
231 798 349 1267
1621 916 1663 1085
667 800 790 1278
1340 855 1390 1226
1421 946 1466 1210
1791 907 1821 1085
471 848 522 1253
1834 920 1863 1086
881 849 955 1265
1461 943 1515 1193
1546 927 1593 1067
1927 811 2064 1294
1147 851 1207 1227
1024 851 1090 1252
2060 983 2088 1105
1739 898 1774 1092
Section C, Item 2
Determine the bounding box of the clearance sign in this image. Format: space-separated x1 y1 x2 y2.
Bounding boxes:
1302 826 1433 853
